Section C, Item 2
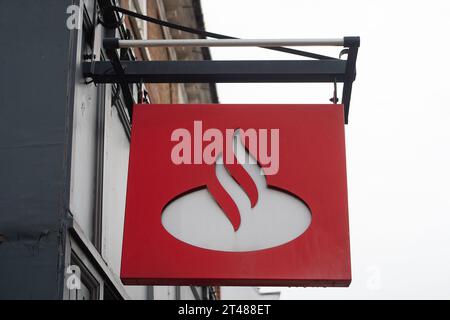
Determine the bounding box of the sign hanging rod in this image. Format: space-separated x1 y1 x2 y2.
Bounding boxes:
104 38 347 49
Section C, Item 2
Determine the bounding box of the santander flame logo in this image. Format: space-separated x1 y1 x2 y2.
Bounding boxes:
162 128 312 252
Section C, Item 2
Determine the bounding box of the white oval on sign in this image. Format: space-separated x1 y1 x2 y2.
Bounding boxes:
161 131 312 252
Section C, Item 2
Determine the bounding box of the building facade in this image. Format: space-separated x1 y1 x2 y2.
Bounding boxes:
0 0 218 300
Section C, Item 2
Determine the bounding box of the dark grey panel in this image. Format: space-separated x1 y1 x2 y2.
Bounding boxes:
0 0 74 299
0 234 60 299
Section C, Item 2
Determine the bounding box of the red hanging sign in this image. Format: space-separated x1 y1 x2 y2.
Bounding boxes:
121 104 351 286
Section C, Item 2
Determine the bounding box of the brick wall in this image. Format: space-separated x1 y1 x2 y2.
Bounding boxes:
121 0 218 104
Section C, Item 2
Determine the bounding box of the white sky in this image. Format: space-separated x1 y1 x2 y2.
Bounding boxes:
201 0 450 299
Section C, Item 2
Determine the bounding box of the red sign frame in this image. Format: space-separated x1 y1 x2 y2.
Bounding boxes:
121 104 351 286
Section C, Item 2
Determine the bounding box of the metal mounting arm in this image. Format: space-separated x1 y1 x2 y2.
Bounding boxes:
84 36 359 124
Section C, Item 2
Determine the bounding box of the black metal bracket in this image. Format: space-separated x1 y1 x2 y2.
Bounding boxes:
342 37 359 123
92 3 359 124
83 46 359 123
104 48 135 119
84 60 348 84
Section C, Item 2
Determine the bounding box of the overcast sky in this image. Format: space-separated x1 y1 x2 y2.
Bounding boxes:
201 0 450 299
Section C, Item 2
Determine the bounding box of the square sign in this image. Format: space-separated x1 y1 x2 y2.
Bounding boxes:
121 104 351 286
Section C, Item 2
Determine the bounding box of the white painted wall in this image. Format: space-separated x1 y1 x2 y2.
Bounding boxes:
221 287 280 300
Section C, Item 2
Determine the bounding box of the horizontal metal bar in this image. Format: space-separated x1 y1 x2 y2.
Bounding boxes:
83 60 348 83
112 38 345 48
103 6 355 59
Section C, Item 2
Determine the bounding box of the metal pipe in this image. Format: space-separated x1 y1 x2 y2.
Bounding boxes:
115 38 345 48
